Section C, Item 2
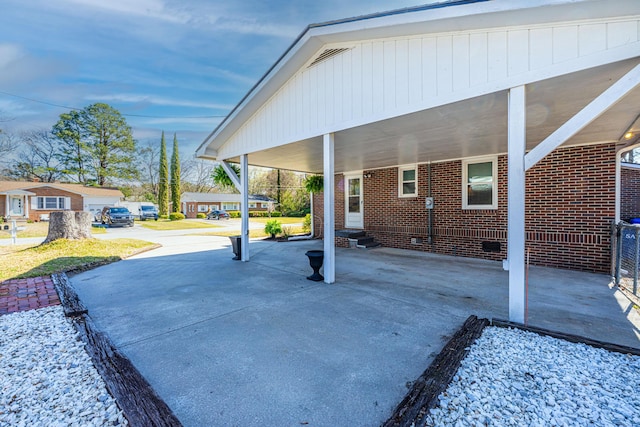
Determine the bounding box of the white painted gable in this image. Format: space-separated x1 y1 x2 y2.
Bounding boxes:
198 0 640 173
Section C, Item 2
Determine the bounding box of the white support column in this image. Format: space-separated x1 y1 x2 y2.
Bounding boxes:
240 154 250 262
323 133 335 284
508 85 526 324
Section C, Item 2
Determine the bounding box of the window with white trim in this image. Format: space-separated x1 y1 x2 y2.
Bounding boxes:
198 204 209 212
462 157 498 209
222 203 238 211
35 196 68 210
248 202 257 209
398 165 417 197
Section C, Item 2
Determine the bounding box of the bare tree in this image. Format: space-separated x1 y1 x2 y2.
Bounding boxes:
136 140 160 197
181 156 215 193
8 130 64 182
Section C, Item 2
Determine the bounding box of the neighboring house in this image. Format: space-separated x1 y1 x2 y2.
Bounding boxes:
196 0 640 321
180 192 275 218
0 181 123 222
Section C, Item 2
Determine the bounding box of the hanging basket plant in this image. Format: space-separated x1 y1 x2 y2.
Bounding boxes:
304 175 324 193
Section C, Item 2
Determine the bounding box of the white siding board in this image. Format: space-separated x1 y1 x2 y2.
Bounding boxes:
342 50 352 122
302 70 311 131
408 38 423 105
553 26 578 63
488 31 508 81
530 27 553 70
383 41 396 109
452 34 470 92
469 32 488 87
436 36 453 95
579 24 607 57
361 43 374 117
396 39 409 109
325 59 335 127
422 37 437 100
372 41 384 114
608 21 638 48
508 30 529 76
351 46 363 121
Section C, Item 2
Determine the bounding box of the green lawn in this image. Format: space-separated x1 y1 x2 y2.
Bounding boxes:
248 217 304 225
0 221 106 239
0 238 158 282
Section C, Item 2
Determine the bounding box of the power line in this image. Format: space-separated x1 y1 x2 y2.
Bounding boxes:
0 90 228 119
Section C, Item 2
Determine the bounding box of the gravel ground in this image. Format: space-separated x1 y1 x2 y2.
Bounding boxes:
425 326 640 427
0 306 128 426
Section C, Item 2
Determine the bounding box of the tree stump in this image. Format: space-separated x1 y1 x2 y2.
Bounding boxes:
44 211 93 243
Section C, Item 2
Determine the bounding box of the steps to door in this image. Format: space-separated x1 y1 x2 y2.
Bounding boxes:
335 229 381 249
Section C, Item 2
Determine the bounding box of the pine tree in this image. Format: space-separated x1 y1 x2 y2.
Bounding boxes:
170 133 181 213
158 132 169 216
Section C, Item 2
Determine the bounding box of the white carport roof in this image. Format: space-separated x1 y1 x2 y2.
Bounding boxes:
196 0 640 323
197 0 640 173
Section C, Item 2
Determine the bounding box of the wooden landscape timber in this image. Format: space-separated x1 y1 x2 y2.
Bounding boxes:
52 272 183 427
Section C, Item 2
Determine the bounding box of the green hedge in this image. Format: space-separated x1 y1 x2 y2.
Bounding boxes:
169 212 186 221
227 210 282 218
196 213 206 219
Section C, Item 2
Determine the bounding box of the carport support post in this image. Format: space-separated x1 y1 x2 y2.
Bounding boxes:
323 133 335 284
508 85 526 324
240 154 249 262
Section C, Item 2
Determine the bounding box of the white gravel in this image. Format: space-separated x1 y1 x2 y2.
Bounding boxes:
0 306 128 426
425 326 640 427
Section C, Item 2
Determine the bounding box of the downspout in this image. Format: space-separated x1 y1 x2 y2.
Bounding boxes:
428 162 433 245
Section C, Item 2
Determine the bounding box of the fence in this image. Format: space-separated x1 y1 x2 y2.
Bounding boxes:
612 221 640 303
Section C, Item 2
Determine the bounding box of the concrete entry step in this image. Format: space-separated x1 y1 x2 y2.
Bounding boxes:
337 229 381 249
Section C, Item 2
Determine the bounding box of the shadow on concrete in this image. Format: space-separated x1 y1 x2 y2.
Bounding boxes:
70 237 640 427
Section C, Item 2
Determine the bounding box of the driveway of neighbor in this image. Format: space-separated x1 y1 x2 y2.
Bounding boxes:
70 235 640 427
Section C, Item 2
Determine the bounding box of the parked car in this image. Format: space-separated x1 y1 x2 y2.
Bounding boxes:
138 205 159 221
101 206 134 227
206 209 230 220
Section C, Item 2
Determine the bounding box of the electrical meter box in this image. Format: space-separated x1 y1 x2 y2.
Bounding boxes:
425 197 434 209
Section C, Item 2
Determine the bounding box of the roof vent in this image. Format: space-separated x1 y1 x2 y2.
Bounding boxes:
308 48 350 68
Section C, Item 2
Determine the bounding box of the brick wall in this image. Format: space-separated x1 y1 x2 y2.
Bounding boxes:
27 187 83 222
621 166 640 221
313 143 616 273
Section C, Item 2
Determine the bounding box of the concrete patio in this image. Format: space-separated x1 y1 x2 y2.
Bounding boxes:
70 236 640 427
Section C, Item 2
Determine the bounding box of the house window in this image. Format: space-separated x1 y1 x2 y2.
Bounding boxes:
198 205 208 212
248 202 257 209
222 203 238 211
462 157 498 209
398 165 417 197
36 197 67 210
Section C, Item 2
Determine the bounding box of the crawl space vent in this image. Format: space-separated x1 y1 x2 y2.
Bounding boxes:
308 48 350 68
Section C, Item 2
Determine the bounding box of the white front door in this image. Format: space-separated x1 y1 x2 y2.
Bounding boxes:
344 173 363 229
9 196 24 216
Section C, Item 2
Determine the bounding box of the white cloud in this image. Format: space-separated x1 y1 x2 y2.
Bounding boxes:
87 93 234 111
61 0 190 24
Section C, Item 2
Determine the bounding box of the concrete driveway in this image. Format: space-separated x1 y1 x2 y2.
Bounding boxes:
70 236 640 427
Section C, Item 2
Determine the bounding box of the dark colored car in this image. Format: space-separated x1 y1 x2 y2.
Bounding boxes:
101 206 134 227
139 205 158 221
207 209 230 220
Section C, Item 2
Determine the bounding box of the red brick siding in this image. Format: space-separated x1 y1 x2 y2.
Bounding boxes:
314 143 615 273
27 187 83 221
621 166 640 221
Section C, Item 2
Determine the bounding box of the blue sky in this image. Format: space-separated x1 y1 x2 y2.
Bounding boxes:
0 0 434 157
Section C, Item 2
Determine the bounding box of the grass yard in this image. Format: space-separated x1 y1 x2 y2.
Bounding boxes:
249 217 304 225
0 238 158 282
138 219 222 231
0 221 106 239
197 224 306 238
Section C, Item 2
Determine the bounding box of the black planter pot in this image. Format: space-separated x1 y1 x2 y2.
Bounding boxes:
305 250 324 281
229 235 241 260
